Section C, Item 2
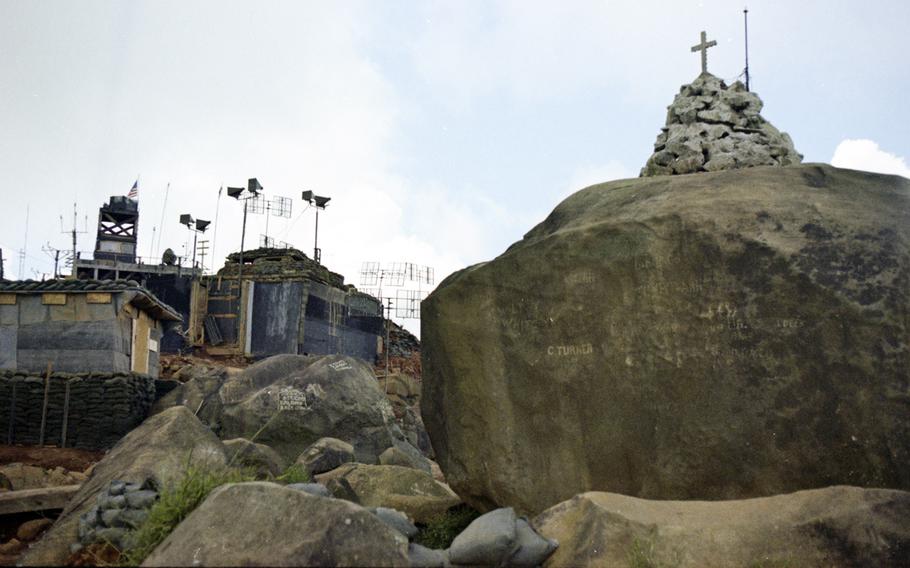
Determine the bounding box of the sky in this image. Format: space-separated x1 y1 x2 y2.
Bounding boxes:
1 0 908 333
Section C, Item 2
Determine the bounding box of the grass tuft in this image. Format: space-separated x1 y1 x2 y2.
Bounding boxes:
275 463 310 485
412 504 481 550
119 462 254 566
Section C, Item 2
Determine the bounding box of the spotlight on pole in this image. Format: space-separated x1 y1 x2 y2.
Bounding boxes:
301 191 331 264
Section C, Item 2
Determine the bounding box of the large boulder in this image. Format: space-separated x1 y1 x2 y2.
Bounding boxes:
19 406 227 566
318 464 461 523
157 354 406 465
534 486 910 567
422 164 910 514
143 481 409 566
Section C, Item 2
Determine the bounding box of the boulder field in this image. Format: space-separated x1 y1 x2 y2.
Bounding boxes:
422 164 910 514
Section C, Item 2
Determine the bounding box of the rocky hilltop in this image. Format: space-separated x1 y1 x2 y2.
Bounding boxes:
641 73 802 176
422 164 910 515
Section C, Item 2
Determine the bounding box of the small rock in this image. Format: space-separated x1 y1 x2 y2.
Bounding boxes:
449 507 516 566
449 507 517 566
379 445 431 474
369 507 418 538
296 437 355 476
109 481 126 495
17 518 53 542
0 538 24 555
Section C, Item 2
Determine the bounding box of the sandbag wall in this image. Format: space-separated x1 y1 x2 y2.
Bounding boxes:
0 371 155 450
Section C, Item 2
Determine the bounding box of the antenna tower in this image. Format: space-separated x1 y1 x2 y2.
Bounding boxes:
360 261 434 375
18 205 29 279
61 203 88 275
249 194 293 245
743 7 751 91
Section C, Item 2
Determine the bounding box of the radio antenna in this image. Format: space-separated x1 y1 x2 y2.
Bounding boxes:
743 7 751 91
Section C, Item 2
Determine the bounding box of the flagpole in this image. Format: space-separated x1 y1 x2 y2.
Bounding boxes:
212 184 223 273
155 182 170 261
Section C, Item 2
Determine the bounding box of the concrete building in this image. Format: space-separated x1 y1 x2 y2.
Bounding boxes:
202 247 383 361
0 279 181 378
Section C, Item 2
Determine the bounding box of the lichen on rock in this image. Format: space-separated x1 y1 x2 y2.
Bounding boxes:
641 72 802 176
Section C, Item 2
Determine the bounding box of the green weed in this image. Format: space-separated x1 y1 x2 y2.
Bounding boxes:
412 504 481 550
275 463 310 485
119 462 254 566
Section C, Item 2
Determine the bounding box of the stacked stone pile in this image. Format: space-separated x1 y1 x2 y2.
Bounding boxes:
641 73 802 176
0 371 155 449
75 479 159 553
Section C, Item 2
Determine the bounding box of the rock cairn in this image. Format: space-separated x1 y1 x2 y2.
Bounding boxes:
641 73 802 176
0 371 156 449
75 479 159 553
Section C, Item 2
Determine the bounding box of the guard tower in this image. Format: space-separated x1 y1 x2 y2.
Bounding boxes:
93 196 139 263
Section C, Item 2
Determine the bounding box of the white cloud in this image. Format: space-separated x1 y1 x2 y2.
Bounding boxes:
831 139 910 179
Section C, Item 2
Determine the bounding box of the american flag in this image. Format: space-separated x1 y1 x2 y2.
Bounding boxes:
127 180 139 199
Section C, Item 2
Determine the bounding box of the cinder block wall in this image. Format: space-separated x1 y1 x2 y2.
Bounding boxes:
0 371 156 450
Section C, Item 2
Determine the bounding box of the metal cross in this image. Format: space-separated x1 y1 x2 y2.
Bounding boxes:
690 30 717 74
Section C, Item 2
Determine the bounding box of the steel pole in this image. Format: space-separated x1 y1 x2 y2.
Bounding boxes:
314 208 320 263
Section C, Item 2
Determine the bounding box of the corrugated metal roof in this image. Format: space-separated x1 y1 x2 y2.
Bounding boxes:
0 278 182 321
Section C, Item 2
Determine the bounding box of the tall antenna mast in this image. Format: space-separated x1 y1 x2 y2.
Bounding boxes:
18 205 29 279
743 7 751 91
155 182 171 260
61 203 88 275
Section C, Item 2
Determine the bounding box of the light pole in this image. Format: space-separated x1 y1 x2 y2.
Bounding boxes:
301 190 331 264
179 215 210 279
227 178 263 283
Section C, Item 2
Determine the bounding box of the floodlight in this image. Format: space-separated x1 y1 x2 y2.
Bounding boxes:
227 187 244 199
179 214 194 227
314 195 331 208
195 219 211 232
302 190 313 202
248 178 263 194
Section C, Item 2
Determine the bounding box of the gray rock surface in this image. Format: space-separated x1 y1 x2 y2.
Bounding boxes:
287 482 331 497
379 445 432 474
223 437 286 478
509 518 558 567
449 507 517 566
20 406 227 566
407 543 449 567
369 506 419 538
296 437 356 476
143 481 409 567
534 486 910 568
155 354 409 465
641 73 802 176
422 164 910 515
319 463 461 523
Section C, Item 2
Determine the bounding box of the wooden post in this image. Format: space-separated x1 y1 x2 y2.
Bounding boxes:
38 362 52 446
60 379 71 448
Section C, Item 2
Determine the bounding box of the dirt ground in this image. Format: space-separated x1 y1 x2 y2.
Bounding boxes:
0 445 103 472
